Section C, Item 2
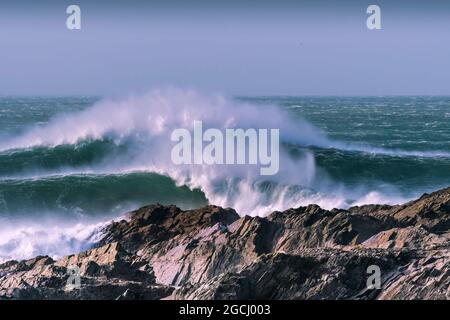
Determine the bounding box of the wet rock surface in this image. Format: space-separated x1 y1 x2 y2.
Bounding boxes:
1 188 449 300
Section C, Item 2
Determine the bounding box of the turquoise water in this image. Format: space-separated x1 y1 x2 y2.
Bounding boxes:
1 96 450 220
245 96 450 191
0 97 208 220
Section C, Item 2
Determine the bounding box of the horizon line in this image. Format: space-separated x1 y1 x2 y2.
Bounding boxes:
2 94 450 99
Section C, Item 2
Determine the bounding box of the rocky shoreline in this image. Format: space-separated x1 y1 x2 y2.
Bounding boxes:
1 187 449 300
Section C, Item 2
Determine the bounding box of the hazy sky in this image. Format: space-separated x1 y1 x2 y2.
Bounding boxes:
0 0 449 96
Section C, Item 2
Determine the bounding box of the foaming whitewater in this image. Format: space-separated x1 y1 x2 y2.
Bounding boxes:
0 218 115 263
0 89 428 218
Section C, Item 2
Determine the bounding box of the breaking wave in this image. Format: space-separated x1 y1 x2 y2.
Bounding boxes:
2 89 447 261
0 89 439 217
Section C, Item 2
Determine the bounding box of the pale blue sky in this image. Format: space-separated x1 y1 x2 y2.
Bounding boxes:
0 0 449 96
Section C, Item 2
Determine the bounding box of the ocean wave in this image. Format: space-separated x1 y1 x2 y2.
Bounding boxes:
0 172 208 218
0 89 438 217
325 142 450 158
2 91 449 263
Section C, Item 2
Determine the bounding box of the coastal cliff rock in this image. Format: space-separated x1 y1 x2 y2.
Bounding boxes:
1 187 449 300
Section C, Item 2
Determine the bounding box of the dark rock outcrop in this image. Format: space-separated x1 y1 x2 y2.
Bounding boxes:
1 188 449 300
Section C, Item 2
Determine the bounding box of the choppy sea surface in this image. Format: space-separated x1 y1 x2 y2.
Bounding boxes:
1 91 450 261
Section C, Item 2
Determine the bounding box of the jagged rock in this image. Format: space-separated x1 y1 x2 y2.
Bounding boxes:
0 242 171 300
351 187 450 233
170 249 407 300
1 187 450 300
362 226 449 250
